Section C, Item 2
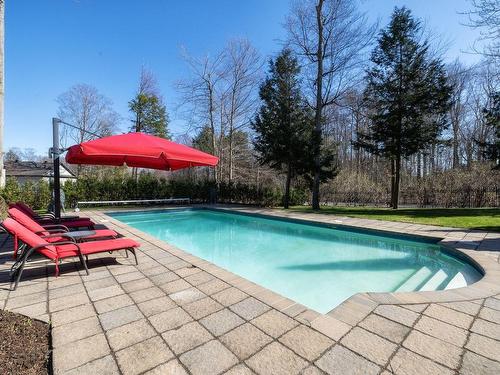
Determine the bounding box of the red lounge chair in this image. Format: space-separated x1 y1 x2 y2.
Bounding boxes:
1 218 140 290
8 207 118 258
10 202 94 229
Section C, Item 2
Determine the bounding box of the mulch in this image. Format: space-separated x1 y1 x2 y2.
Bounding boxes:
0 309 51 375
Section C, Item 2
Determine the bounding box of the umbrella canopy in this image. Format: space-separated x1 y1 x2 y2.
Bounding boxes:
65 132 218 170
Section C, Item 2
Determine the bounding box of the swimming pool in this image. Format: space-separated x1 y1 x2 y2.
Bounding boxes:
110 208 482 313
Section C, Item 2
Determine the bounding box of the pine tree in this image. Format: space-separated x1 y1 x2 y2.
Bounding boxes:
356 7 452 208
129 93 170 138
252 49 313 208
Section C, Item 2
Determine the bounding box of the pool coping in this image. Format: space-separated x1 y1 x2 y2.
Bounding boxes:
94 204 500 336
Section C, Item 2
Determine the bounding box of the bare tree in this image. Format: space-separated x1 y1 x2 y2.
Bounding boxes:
463 0 500 59
176 49 226 182
221 39 262 183
177 39 261 184
57 84 119 147
447 60 472 168
285 0 376 209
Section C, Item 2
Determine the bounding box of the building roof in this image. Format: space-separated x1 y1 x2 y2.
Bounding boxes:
5 160 77 179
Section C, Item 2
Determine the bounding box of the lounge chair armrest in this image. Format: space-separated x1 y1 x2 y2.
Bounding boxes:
40 233 77 242
39 213 56 219
42 224 69 232
35 229 65 235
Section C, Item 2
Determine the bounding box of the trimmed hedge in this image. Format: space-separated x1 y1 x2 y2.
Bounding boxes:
0 174 307 210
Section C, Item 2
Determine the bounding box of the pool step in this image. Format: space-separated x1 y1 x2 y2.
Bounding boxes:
419 270 449 291
443 272 467 289
396 267 433 292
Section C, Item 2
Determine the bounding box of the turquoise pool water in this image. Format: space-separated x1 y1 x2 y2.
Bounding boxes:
110 209 482 313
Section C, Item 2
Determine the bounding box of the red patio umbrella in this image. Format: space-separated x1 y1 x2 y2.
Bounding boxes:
65 132 218 170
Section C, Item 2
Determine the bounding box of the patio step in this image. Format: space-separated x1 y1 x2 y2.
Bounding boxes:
419 269 449 291
396 267 433 292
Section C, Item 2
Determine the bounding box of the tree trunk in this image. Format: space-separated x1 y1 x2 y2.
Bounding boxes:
390 158 396 208
312 0 324 210
284 164 292 209
393 154 401 209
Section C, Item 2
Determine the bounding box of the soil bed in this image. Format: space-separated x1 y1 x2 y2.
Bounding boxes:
0 309 50 375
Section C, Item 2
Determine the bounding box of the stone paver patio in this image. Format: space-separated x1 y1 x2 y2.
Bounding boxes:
0 205 499 374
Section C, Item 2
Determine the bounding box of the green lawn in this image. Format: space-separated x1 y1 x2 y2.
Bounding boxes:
289 206 500 232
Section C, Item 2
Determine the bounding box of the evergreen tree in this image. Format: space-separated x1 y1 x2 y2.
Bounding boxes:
356 7 452 208
129 93 170 138
252 49 313 208
482 91 500 169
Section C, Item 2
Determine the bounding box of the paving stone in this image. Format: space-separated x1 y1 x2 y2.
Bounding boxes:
129 286 164 303
310 315 352 341
359 314 410 344
402 304 428 313
251 309 298 338
197 278 230 295
414 315 468 346
13 282 47 296
10 301 47 318
53 333 110 373
149 271 179 285
51 303 96 327
246 342 308 375
160 278 192 294
138 295 176 317
301 366 324 375
83 276 117 291
162 321 213 355
114 271 144 283
52 316 102 347
439 301 481 315
184 296 223 319
316 345 379 375
279 325 333 361
221 323 272 360
122 277 155 293
179 340 238 375
99 304 143 331
230 297 270 320
484 297 500 311
185 270 215 286
149 306 193 332
169 287 206 305
424 304 473 329
340 327 396 366
49 283 86 300
403 330 462 369
66 355 119 375
465 332 500 362
470 318 500 340
49 292 90 312
6 291 47 309
88 285 124 302
106 319 156 351
479 306 500 324
144 359 188 375
460 351 500 375
374 305 419 327
200 308 245 336
212 287 248 306
388 348 453 375
115 336 174 375
93 294 134 314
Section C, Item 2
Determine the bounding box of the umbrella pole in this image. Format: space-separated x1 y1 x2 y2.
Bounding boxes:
52 117 62 220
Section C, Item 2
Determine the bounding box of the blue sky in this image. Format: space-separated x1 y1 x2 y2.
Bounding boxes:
6 0 482 155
